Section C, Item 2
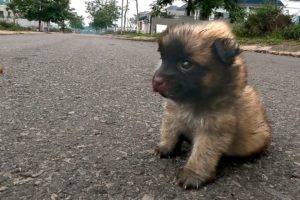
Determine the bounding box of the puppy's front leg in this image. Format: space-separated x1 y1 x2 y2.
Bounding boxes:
177 132 233 189
155 104 183 158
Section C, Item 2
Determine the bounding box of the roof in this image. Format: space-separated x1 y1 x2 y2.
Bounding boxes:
239 0 284 7
177 4 187 11
165 5 179 11
138 11 151 16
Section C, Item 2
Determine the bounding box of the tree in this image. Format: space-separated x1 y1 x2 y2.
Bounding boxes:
46 0 74 32
86 0 120 31
69 12 84 31
150 1 163 17
7 0 72 31
150 1 174 18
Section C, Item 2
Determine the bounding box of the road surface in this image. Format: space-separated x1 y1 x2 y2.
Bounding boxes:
0 34 299 200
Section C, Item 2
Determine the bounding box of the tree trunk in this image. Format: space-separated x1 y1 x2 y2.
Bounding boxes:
200 12 209 20
149 15 152 34
136 0 139 33
124 0 129 31
186 0 192 16
61 21 65 32
38 20 42 32
46 21 50 32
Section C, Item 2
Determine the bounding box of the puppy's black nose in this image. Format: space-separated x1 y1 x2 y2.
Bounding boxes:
152 76 168 94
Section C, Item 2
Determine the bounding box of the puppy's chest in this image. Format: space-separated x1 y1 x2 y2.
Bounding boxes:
176 106 208 131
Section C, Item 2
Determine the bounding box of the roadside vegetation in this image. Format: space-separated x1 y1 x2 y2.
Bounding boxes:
110 31 160 38
116 1 300 45
232 4 300 44
0 0 84 33
0 20 30 31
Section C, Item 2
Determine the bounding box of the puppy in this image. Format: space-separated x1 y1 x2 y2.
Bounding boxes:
152 21 271 189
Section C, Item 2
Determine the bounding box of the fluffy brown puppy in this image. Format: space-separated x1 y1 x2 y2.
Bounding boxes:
152 21 271 189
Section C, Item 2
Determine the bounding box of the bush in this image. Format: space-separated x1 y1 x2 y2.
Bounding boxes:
232 23 247 37
49 28 60 32
0 20 28 31
227 5 247 23
281 24 300 40
236 4 292 37
63 28 73 33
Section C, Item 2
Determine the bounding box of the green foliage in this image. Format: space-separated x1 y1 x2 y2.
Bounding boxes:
0 20 29 31
232 22 245 37
49 27 60 32
237 36 284 45
114 31 160 38
86 0 120 31
7 0 73 31
223 0 246 23
150 1 163 17
229 7 246 23
150 1 174 18
196 0 223 20
69 12 84 30
281 24 300 40
244 4 292 36
234 4 292 37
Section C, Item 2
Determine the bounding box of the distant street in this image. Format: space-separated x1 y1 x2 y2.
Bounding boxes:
0 34 299 200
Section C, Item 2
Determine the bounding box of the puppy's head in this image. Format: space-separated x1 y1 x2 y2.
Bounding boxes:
152 21 243 103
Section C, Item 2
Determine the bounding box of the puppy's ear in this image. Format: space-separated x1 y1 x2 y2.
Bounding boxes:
213 38 241 65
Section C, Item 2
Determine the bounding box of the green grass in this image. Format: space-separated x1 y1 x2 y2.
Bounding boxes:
111 31 160 38
237 36 284 45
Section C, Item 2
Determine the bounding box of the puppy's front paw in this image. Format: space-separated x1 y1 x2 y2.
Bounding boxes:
154 145 174 158
176 167 207 190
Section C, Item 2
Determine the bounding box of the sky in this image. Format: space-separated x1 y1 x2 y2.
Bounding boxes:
70 0 184 26
281 0 300 15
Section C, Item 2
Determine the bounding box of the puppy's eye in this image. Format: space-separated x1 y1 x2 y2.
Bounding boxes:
180 61 193 71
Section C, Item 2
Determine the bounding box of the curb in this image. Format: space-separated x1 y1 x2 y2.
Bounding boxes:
104 35 157 42
240 45 300 58
0 31 46 35
104 35 300 58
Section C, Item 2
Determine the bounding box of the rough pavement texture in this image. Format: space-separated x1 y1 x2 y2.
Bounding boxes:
0 34 299 200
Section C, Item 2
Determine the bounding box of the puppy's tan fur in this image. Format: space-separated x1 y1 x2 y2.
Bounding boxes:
155 22 271 189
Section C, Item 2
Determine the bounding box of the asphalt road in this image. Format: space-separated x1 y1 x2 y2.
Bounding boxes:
0 34 299 200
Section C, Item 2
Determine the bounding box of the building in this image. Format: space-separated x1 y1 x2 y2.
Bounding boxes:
137 11 151 34
165 5 186 17
239 0 284 7
0 0 13 23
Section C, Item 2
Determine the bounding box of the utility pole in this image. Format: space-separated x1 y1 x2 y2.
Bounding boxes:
121 0 124 33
